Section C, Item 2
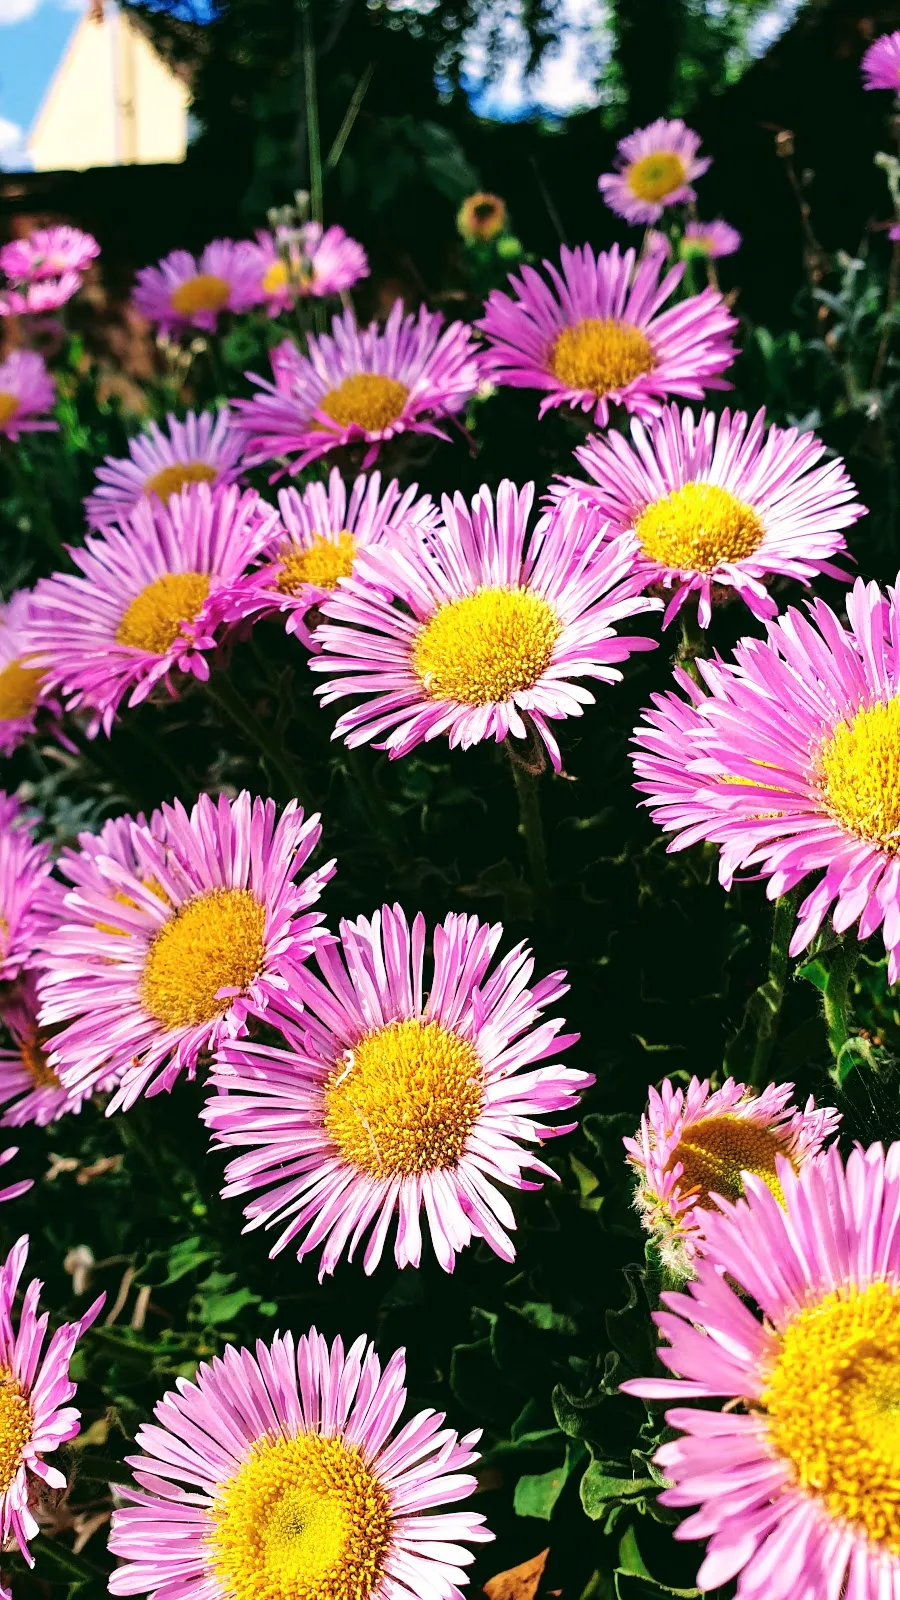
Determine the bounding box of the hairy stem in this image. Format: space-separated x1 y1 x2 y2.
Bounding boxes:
507 741 551 911
746 889 800 1087
824 937 861 1081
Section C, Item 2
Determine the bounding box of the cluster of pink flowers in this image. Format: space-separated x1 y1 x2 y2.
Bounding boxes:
596 117 741 268
0 224 98 317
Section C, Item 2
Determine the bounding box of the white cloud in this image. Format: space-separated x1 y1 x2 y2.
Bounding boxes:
0 115 32 170
0 0 41 23
463 0 607 120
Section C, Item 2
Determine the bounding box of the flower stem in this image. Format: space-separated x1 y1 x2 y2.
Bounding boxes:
824 937 861 1081
343 744 407 871
207 673 314 813
745 889 800 1087
676 594 704 685
507 741 551 912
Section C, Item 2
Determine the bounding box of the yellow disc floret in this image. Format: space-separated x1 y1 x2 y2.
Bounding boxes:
208 1431 392 1600
262 260 289 295
412 587 561 706
19 1032 58 1090
820 699 900 852
764 1279 900 1551
0 1370 32 1493
634 483 766 573
550 318 656 398
324 1017 484 1178
140 888 266 1030
144 462 218 502
318 376 409 433
169 274 231 316
672 1113 791 1208
276 532 356 594
115 572 211 655
0 394 20 427
0 659 42 722
625 151 687 203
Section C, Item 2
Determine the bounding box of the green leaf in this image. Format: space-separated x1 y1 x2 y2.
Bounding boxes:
580 1462 656 1520
514 1442 586 1519
195 1286 260 1326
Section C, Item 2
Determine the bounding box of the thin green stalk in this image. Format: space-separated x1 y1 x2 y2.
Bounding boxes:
325 62 375 174
207 673 314 811
745 889 800 1087
302 0 323 226
677 594 704 686
343 745 406 869
507 745 551 911
824 938 861 1080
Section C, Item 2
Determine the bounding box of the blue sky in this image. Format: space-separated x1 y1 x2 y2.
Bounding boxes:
0 0 79 166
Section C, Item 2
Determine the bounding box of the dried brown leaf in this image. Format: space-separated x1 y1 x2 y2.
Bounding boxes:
481 1547 550 1600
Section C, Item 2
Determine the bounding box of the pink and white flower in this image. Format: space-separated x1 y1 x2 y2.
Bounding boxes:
108 1326 492 1600
622 1141 900 1600
0 351 56 441
29 483 278 734
0 589 58 756
553 404 864 626
0 800 53 985
599 118 710 224
131 241 262 334
84 409 244 528
312 479 660 772
681 219 742 259
0 273 82 316
40 791 334 1111
232 301 482 475
0 226 99 284
862 29 900 90
0 972 116 1127
477 244 737 426
250 221 369 314
205 902 589 1275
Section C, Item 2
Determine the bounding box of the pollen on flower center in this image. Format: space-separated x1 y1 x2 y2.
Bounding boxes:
0 393 20 427
143 462 218 502
0 1369 32 1493
318 374 410 433
324 1017 484 1178
207 1430 392 1600
276 531 356 594
625 151 687 202
115 571 211 655
140 888 266 1030
262 259 289 294
0 658 42 722
169 273 231 316
549 318 656 397
763 1280 900 1552
672 1114 790 1208
412 587 562 706
19 1032 58 1090
634 483 766 573
819 698 900 852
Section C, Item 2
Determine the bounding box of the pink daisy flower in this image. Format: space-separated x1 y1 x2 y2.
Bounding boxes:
622 1141 900 1600
232 301 482 475
0 589 58 756
681 219 742 259
0 226 99 284
311 479 660 773
0 1235 102 1590
0 803 52 985
250 221 369 314
108 1325 492 1600
599 118 711 224
0 972 115 1127
84 409 244 529
0 272 82 316
28 483 278 735
0 351 56 442
554 404 864 626
476 244 737 426
624 1075 840 1275
205 902 589 1277
862 29 900 90
39 790 334 1112
0 1150 29 1205
222 466 438 646
131 241 262 334
631 574 900 982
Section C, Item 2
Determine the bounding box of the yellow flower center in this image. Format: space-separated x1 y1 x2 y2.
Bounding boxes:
115 571 211 655
634 483 766 573
0 658 42 722
208 1431 392 1600
318 375 409 433
549 318 656 398
262 260 289 294
819 699 900 852
276 532 356 594
169 273 231 316
95 878 171 939
763 1280 900 1551
323 1017 484 1179
626 151 687 203
140 888 266 1030
671 1113 790 1209
143 462 218 502
412 587 561 706
19 1032 58 1090
0 1371 32 1493
0 393 20 426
